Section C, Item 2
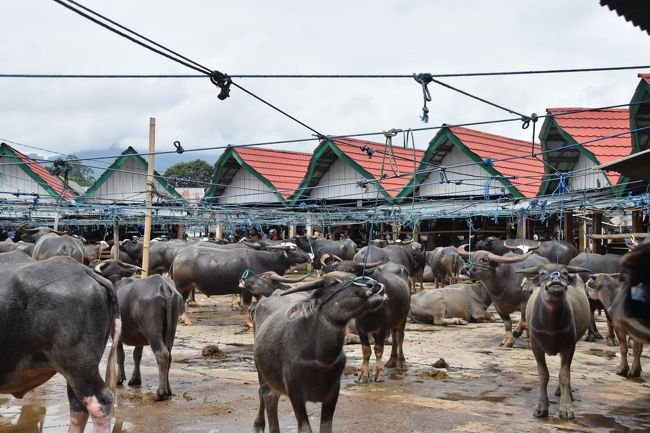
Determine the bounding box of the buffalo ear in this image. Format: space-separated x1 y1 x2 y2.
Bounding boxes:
286 301 309 320
515 266 541 276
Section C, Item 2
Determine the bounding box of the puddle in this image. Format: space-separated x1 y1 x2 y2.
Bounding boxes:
440 391 507 403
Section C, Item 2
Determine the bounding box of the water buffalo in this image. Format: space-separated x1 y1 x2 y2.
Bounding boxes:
253 272 386 433
0 239 16 253
426 246 464 288
519 264 590 419
293 235 358 271
477 237 578 265
353 243 425 292
110 237 143 265
410 283 494 325
586 273 643 377
148 239 197 274
568 253 621 343
616 239 650 344
83 241 110 265
16 225 67 243
115 275 184 401
32 233 84 263
0 256 121 433
458 245 550 347
0 249 35 264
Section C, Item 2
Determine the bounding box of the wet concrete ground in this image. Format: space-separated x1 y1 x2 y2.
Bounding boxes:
2 287 650 433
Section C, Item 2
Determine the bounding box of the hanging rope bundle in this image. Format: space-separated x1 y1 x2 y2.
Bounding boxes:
413 73 433 123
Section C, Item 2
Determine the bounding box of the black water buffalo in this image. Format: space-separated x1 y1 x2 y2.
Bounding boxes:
83 240 110 265
568 252 621 343
253 272 386 433
294 235 357 270
353 242 425 291
148 239 197 274
426 246 464 288
319 253 384 275
32 233 85 263
519 264 590 419
458 245 550 347
477 237 578 265
0 249 35 264
110 237 143 265
0 256 121 433
410 283 494 325
586 273 643 377
16 225 67 243
115 275 184 401
616 239 650 344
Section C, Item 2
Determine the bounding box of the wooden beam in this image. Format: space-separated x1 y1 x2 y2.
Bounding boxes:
589 232 650 240
592 212 602 253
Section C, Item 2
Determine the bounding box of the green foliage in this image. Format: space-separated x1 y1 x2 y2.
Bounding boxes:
48 154 96 187
163 159 213 188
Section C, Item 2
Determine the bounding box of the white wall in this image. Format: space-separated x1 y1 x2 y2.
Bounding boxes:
218 168 278 204
310 157 377 200
569 153 610 191
0 156 57 201
85 158 170 203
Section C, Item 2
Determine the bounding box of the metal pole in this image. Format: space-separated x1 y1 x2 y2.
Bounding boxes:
141 117 156 277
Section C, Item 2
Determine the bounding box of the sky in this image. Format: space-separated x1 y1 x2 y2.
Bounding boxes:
1 0 650 173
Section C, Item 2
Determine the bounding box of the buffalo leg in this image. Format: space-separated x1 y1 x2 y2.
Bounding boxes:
288 392 312 433
604 309 618 346
385 321 407 371
65 375 113 433
616 329 630 376
499 313 515 347
186 288 198 307
357 333 372 384
151 340 172 401
558 346 576 419
372 331 386 382
630 341 643 377
263 386 281 433
253 381 268 433
319 382 340 433
67 383 90 433
531 341 550 418
128 346 143 386
116 342 126 385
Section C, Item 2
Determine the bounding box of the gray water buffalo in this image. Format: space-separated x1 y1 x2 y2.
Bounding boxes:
0 249 35 264
110 237 143 265
519 264 590 419
16 225 67 243
115 275 184 401
32 233 84 263
83 241 110 265
616 240 650 344
587 273 644 377
0 256 121 433
410 283 494 325
568 253 621 343
253 272 386 433
458 245 550 347
148 239 197 274
0 239 16 253
477 237 578 265
354 243 425 291
426 246 464 288
293 235 358 271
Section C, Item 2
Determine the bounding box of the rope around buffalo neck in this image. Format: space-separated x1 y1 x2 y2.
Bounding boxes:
320 276 379 306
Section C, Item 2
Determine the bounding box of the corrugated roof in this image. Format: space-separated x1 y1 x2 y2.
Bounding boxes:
600 0 650 35
233 147 312 200
547 107 631 184
449 127 545 198
332 137 425 197
0 143 75 201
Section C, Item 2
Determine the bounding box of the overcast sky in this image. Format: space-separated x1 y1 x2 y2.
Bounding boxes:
1 0 650 171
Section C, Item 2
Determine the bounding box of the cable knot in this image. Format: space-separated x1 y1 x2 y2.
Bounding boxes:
360 145 376 158
173 140 184 154
482 157 494 168
552 171 572 198
521 113 538 130
413 73 433 123
210 70 232 100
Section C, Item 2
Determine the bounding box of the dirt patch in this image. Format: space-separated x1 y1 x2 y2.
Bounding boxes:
2 287 650 433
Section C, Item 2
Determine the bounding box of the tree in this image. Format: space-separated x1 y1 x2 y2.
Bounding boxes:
48 154 96 187
163 159 213 189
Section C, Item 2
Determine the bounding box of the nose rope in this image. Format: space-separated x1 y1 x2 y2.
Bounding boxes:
320 276 379 306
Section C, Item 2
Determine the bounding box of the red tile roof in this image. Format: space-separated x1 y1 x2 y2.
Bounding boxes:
332 137 426 197
641 73 650 85
234 147 311 199
3 144 75 201
449 127 545 198
547 107 631 184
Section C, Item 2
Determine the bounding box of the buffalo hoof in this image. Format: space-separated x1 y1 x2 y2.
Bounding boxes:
630 367 642 377
357 374 370 384
533 408 548 418
512 329 523 338
374 374 385 383
186 300 198 308
617 367 629 377
606 337 618 347
559 409 575 420
385 357 397 368
128 378 142 386
500 339 514 348
154 391 172 402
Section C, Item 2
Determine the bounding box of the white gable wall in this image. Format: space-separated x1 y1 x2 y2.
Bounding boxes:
219 168 278 204
310 157 377 200
568 153 610 191
86 158 170 203
418 145 505 197
0 156 58 201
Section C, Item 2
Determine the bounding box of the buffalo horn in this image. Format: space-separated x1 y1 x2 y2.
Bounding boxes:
456 244 470 259
266 271 310 283
564 266 591 274
487 251 532 263
18 225 40 234
281 278 325 295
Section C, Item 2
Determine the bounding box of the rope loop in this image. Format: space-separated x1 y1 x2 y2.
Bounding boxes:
521 112 538 130
173 140 184 154
552 171 572 198
413 73 433 123
210 70 232 100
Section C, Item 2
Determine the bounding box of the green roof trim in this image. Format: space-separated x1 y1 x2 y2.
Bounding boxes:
538 116 614 196
289 139 392 206
630 77 650 153
396 128 525 200
83 146 183 202
204 147 289 204
0 143 67 200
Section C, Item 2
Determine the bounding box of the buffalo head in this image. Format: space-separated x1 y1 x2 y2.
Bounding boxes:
457 244 532 279
516 264 589 306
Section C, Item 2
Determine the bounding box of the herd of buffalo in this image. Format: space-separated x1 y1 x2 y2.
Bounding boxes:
0 225 649 432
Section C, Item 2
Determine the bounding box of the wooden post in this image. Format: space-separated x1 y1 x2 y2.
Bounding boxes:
578 218 586 253
215 223 223 240
177 224 185 240
517 215 527 239
289 224 297 239
53 214 60 231
141 117 156 277
592 212 602 254
112 217 120 260
562 211 573 243
632 210 644 233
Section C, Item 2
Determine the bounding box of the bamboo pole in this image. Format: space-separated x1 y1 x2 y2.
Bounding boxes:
589 232 649 240
112 217 120 260
141 117 156 277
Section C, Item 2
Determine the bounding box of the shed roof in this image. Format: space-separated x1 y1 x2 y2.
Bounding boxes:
542 107 631 187
205 146 311 203
292 137 425 203
83 146 182 201
0 142 75 201
630 74 650 154
600 0 650 35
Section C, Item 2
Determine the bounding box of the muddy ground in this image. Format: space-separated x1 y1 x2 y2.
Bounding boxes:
2 284 650 433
